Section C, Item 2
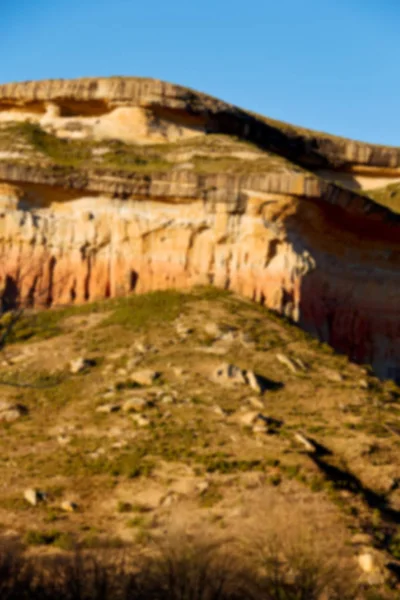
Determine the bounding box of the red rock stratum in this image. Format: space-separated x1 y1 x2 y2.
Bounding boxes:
0 76 399 380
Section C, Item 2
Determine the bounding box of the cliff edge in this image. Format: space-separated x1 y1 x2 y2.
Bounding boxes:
0 76 399 380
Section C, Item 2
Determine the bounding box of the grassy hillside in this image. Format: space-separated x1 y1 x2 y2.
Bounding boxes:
0 122 303 175
0 288 399 597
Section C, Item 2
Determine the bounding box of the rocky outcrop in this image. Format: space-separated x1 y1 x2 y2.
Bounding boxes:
1 76 400 171
0 76 399 381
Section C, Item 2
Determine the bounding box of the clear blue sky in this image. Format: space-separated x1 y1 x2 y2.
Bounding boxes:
1 0 398 145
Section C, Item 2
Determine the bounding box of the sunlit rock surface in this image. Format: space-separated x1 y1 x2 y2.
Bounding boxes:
0 76 399 380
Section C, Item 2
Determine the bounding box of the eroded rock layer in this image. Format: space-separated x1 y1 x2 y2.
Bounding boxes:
0 76 399 380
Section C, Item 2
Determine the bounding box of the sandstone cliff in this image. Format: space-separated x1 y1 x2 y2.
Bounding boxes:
0 76 399 381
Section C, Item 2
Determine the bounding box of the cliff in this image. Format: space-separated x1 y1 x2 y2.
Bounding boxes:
1 76 400 171
0 76 399 380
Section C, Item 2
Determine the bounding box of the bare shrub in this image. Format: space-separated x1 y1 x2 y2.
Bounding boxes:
126 533 249 600
0 538 35 600
238 492 359 600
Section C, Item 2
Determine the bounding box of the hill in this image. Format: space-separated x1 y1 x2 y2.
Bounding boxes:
0 287 399 597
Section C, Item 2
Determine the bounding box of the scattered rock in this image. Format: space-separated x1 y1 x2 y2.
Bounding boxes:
24 488 46 506
61 500 78 513
248 396 265 410
219 331 236 344
57 434 72 446
295 357 308 371
358 379 369 390
196 481 210 495
96 404 120 414
173 367 187 377
212 405 227 417
357 551 387 584
237 411 282 433
213 363 246 386
323 369 344 383
212 363 279 394
131 414 151 427
294 432 316 453
237 411 262 427
161 491 180 507
117 368 128 376
276 353 299 374
111 440 129 449
127 357 143 369
122 397 149 412
69 357 94 374
130 369 160 386
175 322 193 338
9 353 27 365
161 395 175 405
252 422 269 434
203 322 223 338
135 342 153 354
0 402 27 422
245 370 265 394
89 447 106 460
358 551 377 574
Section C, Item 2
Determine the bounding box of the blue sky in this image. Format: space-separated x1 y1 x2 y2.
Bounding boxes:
1 0 398 145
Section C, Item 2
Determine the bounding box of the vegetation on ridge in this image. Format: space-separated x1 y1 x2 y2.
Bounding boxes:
0 121 304 175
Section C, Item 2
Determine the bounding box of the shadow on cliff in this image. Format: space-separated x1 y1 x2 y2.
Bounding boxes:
277 195 400 383
1 275 19 312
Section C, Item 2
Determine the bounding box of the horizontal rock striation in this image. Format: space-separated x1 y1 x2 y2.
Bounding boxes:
1 77 400 171
0 76 399 381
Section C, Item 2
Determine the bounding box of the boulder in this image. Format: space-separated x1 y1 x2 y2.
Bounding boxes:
24 488 46 506
69 357 94 374
212 363 247 387
122 397 149 412
203 322 223 338
175 322 193 338
248 396 265 410
276 353 299 374
212 405 227 417
173 367 187 378
245 370 265 394
294 432 316 453
135 342 153 354
212 363 280 394
57 434 72 446
161 395 175 405
323 369 344 383
61 500 78 512
238 411 261 427
0 402 27 422
131 414 151 427
130 369 160 386
96 403 120 414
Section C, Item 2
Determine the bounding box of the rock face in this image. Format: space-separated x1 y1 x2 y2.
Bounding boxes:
0 76 400 381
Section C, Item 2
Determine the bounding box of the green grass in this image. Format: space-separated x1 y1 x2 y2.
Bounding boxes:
24 528 75 549
102 290 189 330
0 289 190 347
3 122 93 167
0 122 303 175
